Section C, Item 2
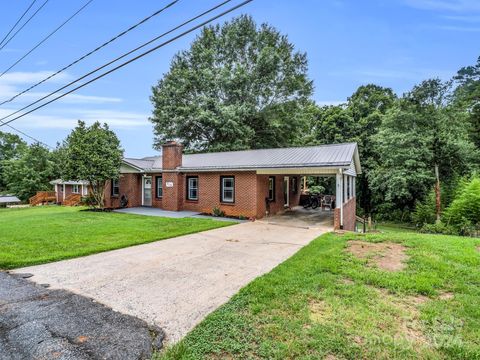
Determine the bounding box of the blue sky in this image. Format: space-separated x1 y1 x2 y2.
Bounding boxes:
0 0 478 157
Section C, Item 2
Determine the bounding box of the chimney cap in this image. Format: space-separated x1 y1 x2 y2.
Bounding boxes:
163 140 182 146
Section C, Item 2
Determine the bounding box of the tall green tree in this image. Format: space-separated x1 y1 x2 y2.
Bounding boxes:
2 143 56 200
150 15 313 152
0 131 27 192
62 121 123 208
453 56 480 149
347 85 396 214
370 79 477 217
309 85 396 214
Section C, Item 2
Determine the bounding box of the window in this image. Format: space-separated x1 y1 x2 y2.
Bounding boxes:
72 184 79 194
187 176 198 200
111 179 120 197
83 185 88 196
156 176 163 198
292 177 298 194
268 176 275 201
220 176 235 203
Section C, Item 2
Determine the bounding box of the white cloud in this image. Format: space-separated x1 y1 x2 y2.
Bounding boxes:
0 70 123 105
441 14 480 22
435 25 480 31
404 0 480 12
0 71 72 84
0 108 150 130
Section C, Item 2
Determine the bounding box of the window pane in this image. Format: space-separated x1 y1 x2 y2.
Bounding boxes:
188 177 198 200
223 189 233 201
157 177 162 197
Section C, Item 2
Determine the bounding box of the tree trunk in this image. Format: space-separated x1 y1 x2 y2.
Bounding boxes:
434 164 441 222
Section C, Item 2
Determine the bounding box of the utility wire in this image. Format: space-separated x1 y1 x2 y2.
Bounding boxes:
0 0 49 51
0 0 180 106
0 0 38 48
3 123 54 149
0 0 238 126
0 0 93 78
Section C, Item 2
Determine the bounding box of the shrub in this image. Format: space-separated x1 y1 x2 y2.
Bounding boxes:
307 185 325 195
212 206 225 217
444 177 480 231
412 190 436 227
81 193 98 208
420 221 458 235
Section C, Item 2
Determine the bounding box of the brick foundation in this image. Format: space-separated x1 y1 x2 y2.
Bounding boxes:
333 196 356 231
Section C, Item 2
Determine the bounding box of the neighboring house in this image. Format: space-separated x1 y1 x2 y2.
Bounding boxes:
103 142 361 231
50 179 89 204
0 195 21 207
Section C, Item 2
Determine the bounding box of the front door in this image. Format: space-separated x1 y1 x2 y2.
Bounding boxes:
143 176 152 206
284 176 289 207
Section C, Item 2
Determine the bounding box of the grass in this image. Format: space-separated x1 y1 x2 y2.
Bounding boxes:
0 206 234 269
158 226 480 359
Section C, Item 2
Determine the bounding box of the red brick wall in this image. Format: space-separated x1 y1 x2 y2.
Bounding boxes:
180 171 258 217
151 173 164 209
334 196 356 231
256 175 301 218
162 142 183 170
104 173 142 208
343 196 356 231
162 172 182 211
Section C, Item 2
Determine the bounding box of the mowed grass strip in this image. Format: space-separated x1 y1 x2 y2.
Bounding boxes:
0 206 234 269
159 227 480 359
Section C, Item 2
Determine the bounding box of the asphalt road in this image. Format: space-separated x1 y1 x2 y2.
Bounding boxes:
0 271 164 360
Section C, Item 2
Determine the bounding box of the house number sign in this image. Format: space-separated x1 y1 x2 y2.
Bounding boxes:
165 181 174 188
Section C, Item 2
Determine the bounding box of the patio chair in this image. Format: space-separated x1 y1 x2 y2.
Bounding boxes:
321 195 333 211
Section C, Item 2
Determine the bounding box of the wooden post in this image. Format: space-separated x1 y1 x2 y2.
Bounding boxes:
434 164 441 222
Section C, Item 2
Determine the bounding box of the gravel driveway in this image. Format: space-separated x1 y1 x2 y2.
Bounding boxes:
14 220 328 343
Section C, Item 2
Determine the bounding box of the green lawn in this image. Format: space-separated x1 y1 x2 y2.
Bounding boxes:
159 227 480 359
0 206 233 269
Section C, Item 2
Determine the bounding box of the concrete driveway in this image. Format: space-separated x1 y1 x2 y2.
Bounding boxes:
15 220 329 343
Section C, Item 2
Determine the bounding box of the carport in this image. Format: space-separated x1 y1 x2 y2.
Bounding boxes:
256 143 361 231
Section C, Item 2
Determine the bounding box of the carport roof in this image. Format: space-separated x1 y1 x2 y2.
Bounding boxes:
123 142 361 173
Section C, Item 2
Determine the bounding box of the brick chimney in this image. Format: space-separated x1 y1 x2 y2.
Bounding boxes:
161 141 183 211
162 141 183 170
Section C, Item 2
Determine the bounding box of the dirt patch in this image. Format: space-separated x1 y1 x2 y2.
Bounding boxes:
476 245 480 252
347 241 408 271
439 291 454 300
308 299 332 323
341 278 354 285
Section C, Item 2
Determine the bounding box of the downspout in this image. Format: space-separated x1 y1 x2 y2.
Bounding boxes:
340 169 344 229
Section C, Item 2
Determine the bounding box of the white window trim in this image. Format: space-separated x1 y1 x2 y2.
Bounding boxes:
156 176 163 198
72 184 79 194
221 177 234 203
187 177 198 201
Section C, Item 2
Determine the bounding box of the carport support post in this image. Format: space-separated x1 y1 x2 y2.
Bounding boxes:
335 170 343 229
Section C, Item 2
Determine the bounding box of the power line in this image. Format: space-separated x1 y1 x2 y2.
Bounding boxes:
0 0 38 48
0 0 180 106
0 0 236 126
3 123 54 149
0 0 252 148
0 0 93 78
0 0 49 51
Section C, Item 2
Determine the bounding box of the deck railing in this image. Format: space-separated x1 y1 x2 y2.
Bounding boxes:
29 191 56 206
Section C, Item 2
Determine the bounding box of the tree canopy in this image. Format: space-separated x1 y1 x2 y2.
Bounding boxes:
62 121 123 208
150 15 313 152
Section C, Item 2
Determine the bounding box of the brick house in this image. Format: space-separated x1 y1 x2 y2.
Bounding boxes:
102 142 361 230
50 179 89 203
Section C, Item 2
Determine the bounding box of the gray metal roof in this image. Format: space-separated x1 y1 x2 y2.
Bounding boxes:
0 195 21 203
50 179 90 185
123 143 360 173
